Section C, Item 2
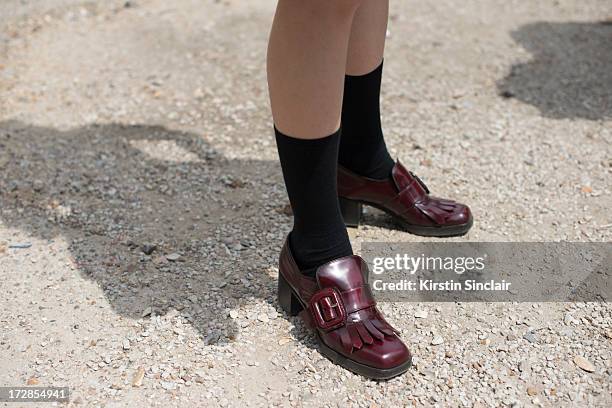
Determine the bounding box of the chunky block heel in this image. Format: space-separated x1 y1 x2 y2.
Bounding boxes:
339 197 362 228
278 273 303 316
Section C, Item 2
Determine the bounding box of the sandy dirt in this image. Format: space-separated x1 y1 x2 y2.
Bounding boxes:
1 0 610 406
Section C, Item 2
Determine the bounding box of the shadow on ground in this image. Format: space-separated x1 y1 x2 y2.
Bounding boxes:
498 21 612 120
0 120 288 346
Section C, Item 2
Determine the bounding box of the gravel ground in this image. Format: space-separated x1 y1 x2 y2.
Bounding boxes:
1 0 611 406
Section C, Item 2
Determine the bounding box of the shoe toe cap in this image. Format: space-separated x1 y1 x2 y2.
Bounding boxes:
446 203 472 226
357 336 412 370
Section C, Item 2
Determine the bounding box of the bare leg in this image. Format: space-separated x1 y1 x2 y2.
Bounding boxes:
346 0 389 76
267 0 362 139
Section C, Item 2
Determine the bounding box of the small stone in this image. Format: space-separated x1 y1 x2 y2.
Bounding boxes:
431 336 444 346
527 386 538 396
573 356 595 372
523 332 537 343
132 367 145 387
506 333 518 341
141 244 157 255
161 381 177 390
153 256 168 265
278 338 292 346
414 310 428 319
26 377 39 385
257 314 269 323
497 344 508 352
519 361 530 373
229 310 239 319
166 253 181 262
9 242 32 249
33 180 44 191
141 307 152 317
122 339 131 350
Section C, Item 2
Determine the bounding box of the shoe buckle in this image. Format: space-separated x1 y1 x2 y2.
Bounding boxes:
309 288 346 331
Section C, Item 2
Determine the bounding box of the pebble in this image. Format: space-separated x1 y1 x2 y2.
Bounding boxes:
166 253 181 262
431 336 444 346
141 244 157 255
414 310 428 319
519 361 530 373
141 307 152 317
131 367 145 387
523 332 538 343
573 356 595 373
9 243 32 249
161 381 177 390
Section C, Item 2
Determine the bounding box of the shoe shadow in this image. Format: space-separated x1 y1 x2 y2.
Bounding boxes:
360 208 405 232
0 120 288 346
497 21 612 120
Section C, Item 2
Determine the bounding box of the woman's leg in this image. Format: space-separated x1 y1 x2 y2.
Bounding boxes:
338 0 396 180
267 0 362 274
268 0 362 138
337 0 474 236
345 0 389 76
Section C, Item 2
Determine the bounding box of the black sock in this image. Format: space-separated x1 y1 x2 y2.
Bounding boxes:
275 127 353 276
338 61 395 180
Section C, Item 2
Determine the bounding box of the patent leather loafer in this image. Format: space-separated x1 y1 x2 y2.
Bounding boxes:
278 238 412 380
337 160 473 237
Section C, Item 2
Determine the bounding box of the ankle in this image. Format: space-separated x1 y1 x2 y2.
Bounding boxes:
339 148 394 180
288 228 353 276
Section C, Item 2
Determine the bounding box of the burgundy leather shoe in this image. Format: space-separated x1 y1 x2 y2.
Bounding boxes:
337 160 473 237
278 238 412 380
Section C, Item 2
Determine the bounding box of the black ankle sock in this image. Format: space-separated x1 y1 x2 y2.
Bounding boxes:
275 127 353 276
338 61 395 180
